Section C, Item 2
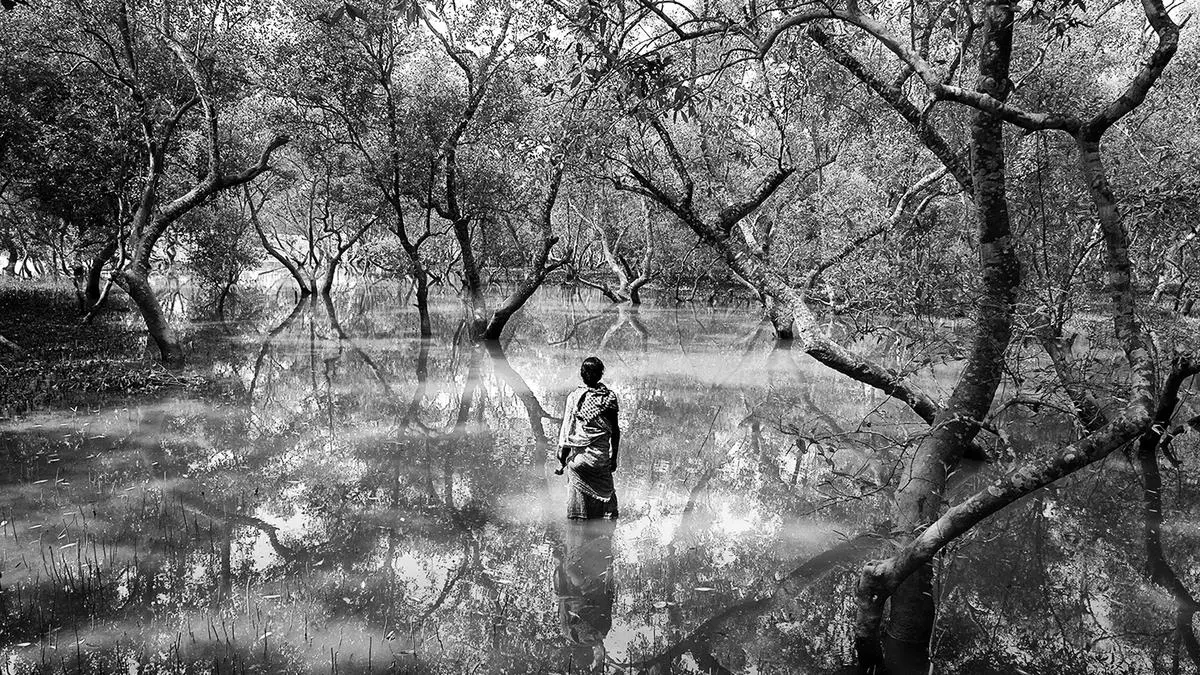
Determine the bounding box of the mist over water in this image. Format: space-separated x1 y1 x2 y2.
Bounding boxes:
0 284 1190 673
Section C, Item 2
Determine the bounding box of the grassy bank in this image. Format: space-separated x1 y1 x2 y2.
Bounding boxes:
0 279 198 418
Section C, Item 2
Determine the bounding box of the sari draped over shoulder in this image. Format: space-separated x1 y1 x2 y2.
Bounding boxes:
558 384 620 519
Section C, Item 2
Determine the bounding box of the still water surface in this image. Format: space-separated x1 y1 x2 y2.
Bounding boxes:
0 284 1192 673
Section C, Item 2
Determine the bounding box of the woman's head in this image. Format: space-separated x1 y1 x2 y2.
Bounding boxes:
580 356 604 386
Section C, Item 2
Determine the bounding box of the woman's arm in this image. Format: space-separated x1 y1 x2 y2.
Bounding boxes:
605 407 620 471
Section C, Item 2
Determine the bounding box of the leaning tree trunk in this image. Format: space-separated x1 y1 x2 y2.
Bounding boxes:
480 166 566 342
481 241 560 342
116 268 185 368
320 265 336 297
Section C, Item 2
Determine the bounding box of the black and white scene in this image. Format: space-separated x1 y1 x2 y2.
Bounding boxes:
1 0 1198 672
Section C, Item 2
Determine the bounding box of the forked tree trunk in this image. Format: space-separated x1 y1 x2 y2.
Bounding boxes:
593 199 655 306
318 219 372 297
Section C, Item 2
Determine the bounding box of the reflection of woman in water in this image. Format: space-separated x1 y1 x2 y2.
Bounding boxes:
555 518 617 670
557 356 620 519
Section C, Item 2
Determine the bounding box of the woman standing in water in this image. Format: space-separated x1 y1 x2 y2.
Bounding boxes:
556 356 620 519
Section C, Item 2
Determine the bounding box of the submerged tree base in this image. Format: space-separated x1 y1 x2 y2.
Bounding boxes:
0 279 202 417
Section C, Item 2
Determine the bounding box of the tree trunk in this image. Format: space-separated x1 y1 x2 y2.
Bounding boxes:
765 298 794 340
320 262 337 296
216 270 237 319
85 240 118 310
465 164 564 343
851 0 1171 659
1036 324 1107 430
1137 359 1200 668
627 284 643 305
482 235 563 342
454 217 490 340
482 300 518 342
883 1 1020 661
320 218 371 297
116 269 185 369
414 269 432 338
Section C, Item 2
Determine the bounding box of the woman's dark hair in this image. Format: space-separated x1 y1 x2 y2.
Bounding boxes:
580 356 604 386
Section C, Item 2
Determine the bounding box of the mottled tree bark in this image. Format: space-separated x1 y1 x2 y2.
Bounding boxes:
587 198 656 306
884 2 1020 663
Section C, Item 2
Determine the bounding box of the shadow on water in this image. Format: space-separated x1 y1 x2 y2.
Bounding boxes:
2 284 1198 673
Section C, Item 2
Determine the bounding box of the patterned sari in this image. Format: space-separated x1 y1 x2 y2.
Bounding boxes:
558 383 620 519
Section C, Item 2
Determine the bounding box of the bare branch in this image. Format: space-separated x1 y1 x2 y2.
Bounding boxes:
717 166 795 232
762 10 1081 133
805 166 949 288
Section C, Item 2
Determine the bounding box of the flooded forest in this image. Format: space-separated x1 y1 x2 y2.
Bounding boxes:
2 0 1200 673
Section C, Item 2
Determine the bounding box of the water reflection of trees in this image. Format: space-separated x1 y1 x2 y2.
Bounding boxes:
4 291 1200 672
